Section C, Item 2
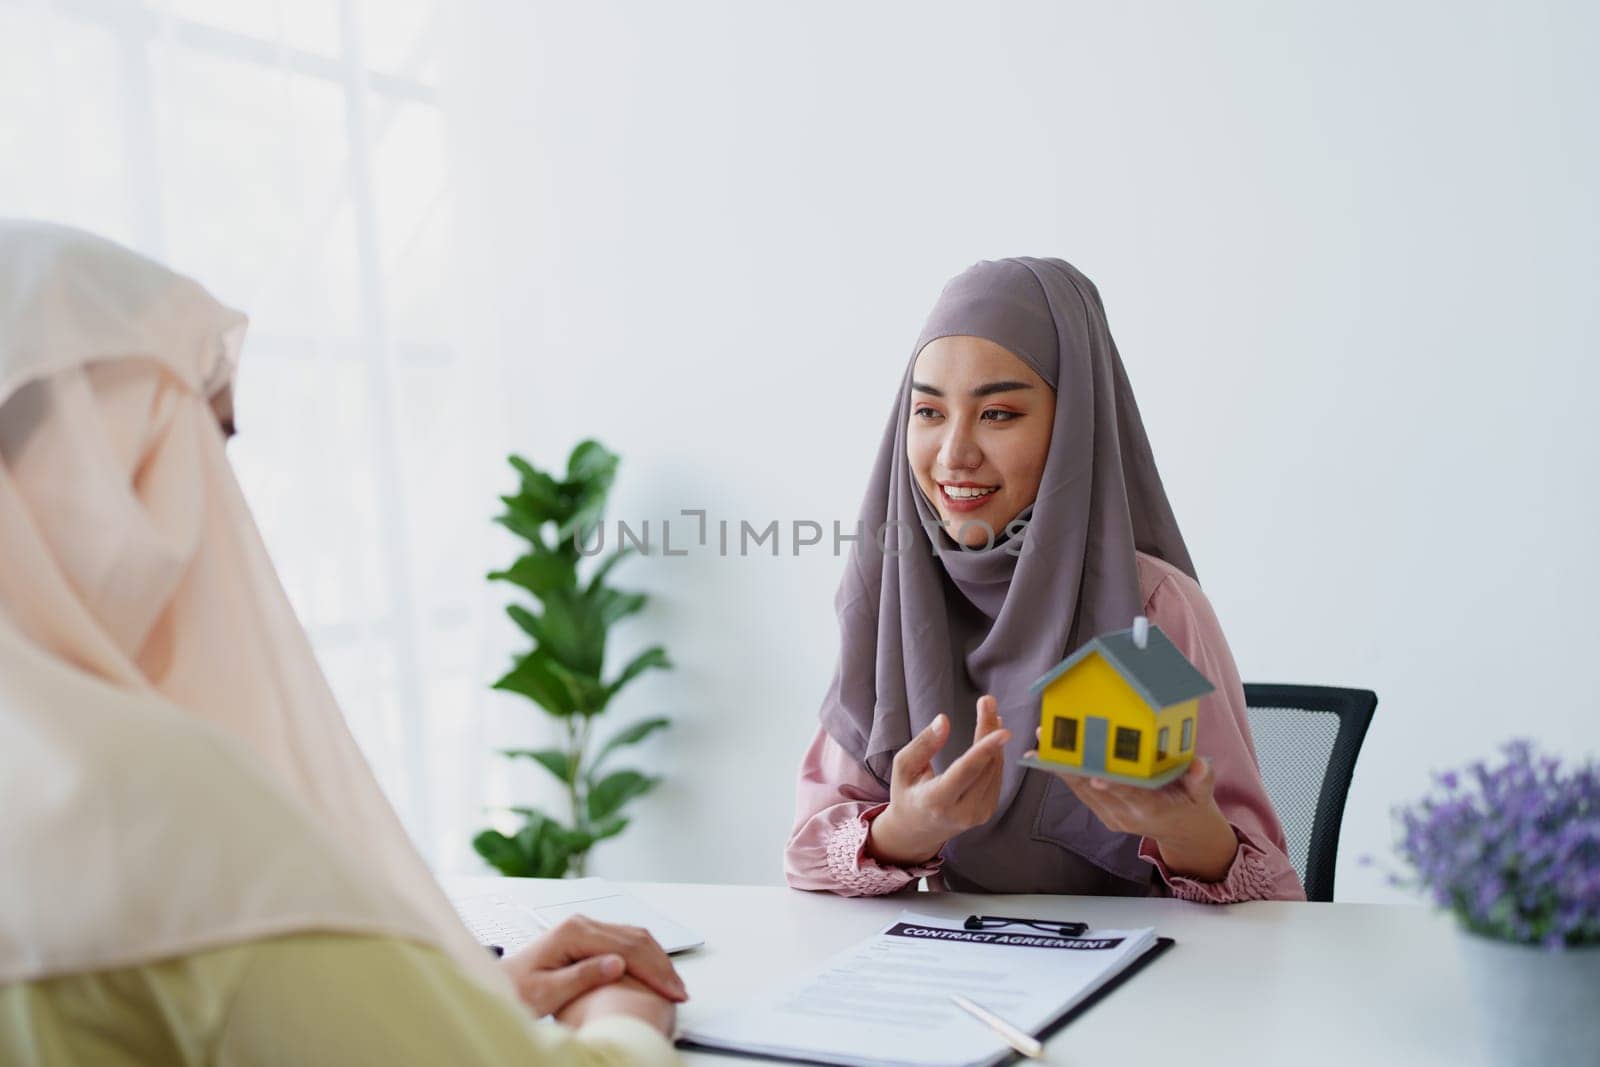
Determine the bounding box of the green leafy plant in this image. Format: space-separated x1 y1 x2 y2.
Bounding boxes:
473 441 671 878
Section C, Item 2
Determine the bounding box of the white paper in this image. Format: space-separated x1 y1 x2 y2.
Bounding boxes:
448 878 704 955
680 911 1157 1067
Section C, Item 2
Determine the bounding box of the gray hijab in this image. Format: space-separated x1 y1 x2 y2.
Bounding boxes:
818 257 1196 894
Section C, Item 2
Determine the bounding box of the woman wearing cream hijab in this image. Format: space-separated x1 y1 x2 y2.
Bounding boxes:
0 221 683 1065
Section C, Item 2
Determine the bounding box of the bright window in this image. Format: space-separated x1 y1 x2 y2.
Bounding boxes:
0 0 491 871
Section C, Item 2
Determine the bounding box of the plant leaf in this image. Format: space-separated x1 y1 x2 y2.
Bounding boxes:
589 815 630 843
473 829 537 877
542 655 611 715
586 547 636 593
504 604 547 644
558 441 619 541
510 812 582 879
587 769 658 822
538 588 608 677
593 717 670 771
494 505 552 547
493 652 578 716
566 440 619 486
558 827 596 854
501 747 577 784
505 456 567 521
606 646 671 699
488 548 575 600
594 587 647 627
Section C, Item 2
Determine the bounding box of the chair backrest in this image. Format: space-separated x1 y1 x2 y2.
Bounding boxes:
1242 684 1377 902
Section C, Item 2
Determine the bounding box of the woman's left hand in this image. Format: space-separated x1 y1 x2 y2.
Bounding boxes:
1029 742 1240 882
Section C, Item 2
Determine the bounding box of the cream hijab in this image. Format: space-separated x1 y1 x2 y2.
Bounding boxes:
0 220 508 997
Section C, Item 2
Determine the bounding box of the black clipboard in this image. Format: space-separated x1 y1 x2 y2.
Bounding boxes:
675 934 1178 1065
1027 936 1176 1051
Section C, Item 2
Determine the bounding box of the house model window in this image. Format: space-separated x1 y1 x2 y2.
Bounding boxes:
1052 716 1078 753
1181 717 1194 752
1157 726 1170 760
1114 727 1140 762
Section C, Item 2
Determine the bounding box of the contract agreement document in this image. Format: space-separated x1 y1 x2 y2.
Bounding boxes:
678 910 1166 1067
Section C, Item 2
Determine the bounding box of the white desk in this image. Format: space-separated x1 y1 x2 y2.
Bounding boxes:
477 878 1485 1066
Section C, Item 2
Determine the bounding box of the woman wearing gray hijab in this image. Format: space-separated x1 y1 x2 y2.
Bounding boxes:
784 258 1304 901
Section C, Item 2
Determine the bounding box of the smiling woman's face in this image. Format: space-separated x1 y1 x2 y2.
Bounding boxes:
906 335 1055 548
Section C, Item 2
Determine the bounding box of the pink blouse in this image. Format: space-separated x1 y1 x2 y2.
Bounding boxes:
785 552 1306 904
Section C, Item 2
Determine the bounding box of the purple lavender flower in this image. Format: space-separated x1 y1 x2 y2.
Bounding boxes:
1386 740 1600 949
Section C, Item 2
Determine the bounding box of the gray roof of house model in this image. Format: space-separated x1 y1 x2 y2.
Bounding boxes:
1028 623 1215 709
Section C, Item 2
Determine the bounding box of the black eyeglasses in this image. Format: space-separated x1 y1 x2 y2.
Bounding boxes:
963 914 1088 937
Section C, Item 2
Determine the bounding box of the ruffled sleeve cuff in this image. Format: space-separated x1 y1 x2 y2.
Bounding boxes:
824 803 944 896
1138 825 1280 904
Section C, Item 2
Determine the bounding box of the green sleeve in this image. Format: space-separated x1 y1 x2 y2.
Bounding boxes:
215 933 677 1066
0 934 677 1067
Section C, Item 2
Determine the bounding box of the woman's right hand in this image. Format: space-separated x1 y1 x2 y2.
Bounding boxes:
865 695 1010 866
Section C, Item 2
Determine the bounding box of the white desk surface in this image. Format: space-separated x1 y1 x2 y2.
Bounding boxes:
463 877 1485 1067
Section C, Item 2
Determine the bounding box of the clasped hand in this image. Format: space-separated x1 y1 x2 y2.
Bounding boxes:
499 914 687 1036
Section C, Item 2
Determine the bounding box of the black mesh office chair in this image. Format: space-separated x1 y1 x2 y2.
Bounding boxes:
1242 684 1376 902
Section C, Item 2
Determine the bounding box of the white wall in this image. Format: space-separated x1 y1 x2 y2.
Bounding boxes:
11 0 1590 901
448 0 1600 899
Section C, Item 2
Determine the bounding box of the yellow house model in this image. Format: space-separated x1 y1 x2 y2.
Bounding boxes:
1019 617 1214 789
